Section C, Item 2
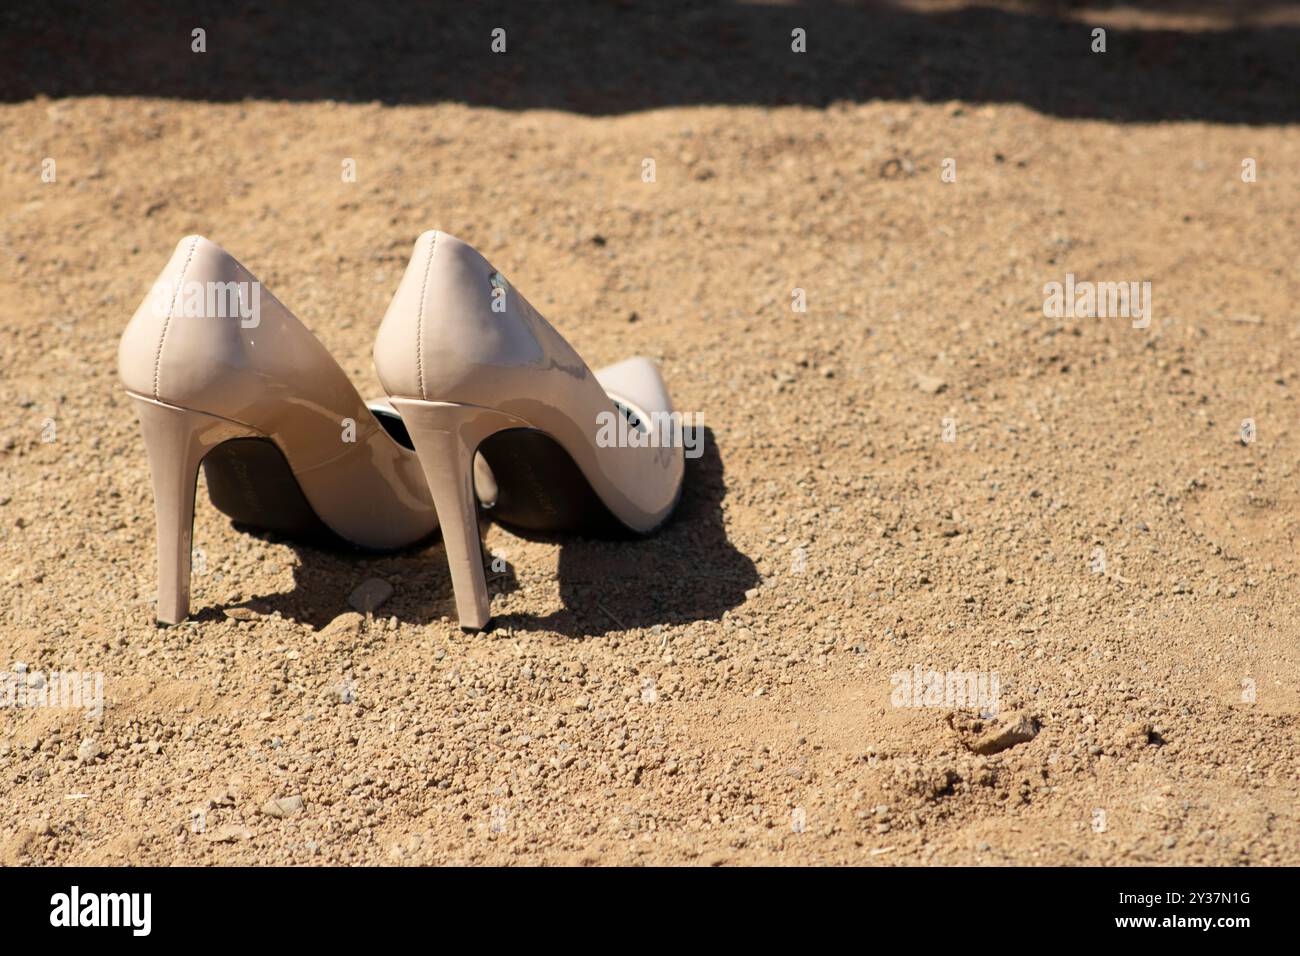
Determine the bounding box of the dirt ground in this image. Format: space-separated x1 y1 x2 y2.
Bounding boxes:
1 1 1298 865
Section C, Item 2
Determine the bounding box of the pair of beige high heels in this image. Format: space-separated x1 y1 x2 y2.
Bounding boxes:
120 232 684 631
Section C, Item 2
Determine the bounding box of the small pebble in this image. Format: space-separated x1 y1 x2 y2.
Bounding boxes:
348 578 394 614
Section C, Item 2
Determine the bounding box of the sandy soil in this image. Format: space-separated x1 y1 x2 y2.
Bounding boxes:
1 1 1298 865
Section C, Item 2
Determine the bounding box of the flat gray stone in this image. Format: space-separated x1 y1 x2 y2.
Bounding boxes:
970 711 1039 755
348 578 393 614
262 795 304 819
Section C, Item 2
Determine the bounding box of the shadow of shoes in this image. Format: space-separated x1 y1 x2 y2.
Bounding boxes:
490 428 759 637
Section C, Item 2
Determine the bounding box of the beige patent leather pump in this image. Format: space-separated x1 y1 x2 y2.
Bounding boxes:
375 231 686 631
120 235 441 624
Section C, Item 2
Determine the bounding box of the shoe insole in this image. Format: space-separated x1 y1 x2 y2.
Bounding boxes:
478 429 629 538
374 401 641 537
200 426 634 551
201 437 344 547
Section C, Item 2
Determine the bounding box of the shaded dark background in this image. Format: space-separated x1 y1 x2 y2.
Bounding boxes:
0 0 1296 123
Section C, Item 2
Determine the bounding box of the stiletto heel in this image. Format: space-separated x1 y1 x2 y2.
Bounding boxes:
375 231 687 629
390 399 528 631
122 235 444 624
128 395 258 624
